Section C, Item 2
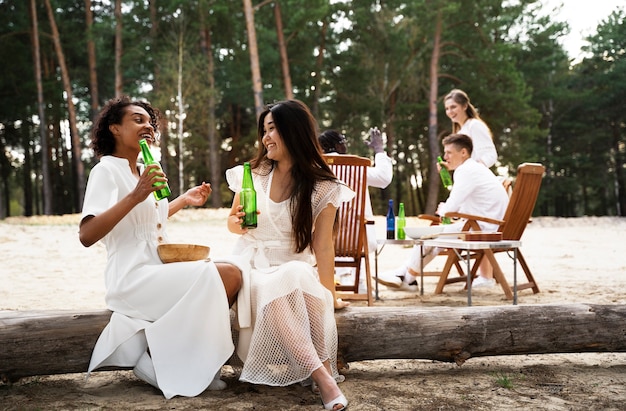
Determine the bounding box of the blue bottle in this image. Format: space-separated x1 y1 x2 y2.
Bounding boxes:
386 199 395 240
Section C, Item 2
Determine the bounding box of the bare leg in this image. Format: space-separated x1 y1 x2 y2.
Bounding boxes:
215 263 242 307
477 258 494 279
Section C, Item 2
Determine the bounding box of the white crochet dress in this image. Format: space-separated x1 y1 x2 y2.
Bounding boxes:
226 163 353 386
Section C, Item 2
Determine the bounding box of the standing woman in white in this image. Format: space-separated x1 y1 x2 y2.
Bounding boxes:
443 89 498 168
80 96 246 399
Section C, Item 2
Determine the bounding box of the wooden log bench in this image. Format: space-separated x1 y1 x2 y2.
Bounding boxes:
1 303 625 383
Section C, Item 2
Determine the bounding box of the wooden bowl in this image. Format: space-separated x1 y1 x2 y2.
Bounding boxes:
157 243 210 264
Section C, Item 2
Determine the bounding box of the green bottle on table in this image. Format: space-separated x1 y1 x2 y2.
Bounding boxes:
397 202 406 240
139 138 171 201
241 162 257 229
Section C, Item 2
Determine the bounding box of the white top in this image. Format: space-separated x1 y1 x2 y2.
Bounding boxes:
226 163 353 386
437 158 509 231
459 118 497 168
83 155 248 399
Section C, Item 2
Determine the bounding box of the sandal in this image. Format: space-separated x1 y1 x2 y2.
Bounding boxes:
322 393 348 410
311 381 320 395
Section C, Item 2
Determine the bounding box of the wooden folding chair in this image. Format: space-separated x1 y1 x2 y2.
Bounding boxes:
435 163 545 298
324 154 374 306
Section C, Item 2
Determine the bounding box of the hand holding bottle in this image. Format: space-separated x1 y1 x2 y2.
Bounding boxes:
131 164 169 203
139 138 171 200
437 156 453 191
436 202 451 224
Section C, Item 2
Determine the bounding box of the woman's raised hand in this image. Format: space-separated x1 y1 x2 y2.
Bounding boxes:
183 182 212 207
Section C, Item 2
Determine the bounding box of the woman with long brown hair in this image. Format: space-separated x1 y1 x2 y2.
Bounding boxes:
226 99 352 410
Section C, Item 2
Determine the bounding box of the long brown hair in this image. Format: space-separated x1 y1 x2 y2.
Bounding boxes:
251 99 336 253
444 89 487 134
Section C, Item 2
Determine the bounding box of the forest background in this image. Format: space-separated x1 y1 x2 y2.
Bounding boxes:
0 0 624 220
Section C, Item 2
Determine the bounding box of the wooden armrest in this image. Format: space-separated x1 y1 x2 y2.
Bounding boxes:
417 214 441 225
445 211 504 226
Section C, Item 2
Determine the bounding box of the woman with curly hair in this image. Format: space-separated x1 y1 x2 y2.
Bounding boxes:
80 96 245 399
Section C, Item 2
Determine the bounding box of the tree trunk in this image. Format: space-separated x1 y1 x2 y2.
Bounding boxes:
85 0 99 121
176 19 185 196
243 0 264 119
274 1 292 100
114 0 123 97
311 18 328 118
29 0 53 215
22 133 33 216
199 6 222 208
1 304 625 383
43 0 85 212
425 8 442 215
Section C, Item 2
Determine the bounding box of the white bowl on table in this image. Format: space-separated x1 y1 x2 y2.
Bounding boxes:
404 226 446 239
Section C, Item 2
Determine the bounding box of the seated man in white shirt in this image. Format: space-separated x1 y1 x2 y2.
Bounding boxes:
319 128 393 291
377 133 509 291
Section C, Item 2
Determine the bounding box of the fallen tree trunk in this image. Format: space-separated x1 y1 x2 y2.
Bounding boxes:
1 304 625 383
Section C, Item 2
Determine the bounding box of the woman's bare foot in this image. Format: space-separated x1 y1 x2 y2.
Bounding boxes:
334 298 350 310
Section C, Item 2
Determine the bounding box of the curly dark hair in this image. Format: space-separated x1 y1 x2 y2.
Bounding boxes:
318 130 345 154
90 96 161 157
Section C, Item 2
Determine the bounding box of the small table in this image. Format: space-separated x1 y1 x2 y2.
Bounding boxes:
419 238 522 306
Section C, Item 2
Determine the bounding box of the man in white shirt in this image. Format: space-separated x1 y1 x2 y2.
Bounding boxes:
377 133 509 291
319 128 393 291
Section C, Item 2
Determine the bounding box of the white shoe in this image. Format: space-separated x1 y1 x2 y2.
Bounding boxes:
133 352 158 388
207 368 227 391
472 276 495 288
399 279 419 292
376 266 407 288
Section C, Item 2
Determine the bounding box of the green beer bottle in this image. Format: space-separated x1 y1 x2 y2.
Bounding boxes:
241 162 257 229
397 202 406 240
139 138 171 201
437 156 453 191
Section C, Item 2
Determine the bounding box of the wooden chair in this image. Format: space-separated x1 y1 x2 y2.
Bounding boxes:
324 154 374 306
434 162 545 298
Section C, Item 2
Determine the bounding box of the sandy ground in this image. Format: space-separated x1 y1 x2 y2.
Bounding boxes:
1 210 625 410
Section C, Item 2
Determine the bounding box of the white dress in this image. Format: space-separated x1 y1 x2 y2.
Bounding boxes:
83 156 248 399
226 163 354 386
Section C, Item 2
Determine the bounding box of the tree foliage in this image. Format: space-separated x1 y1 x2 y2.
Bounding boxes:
0 0 624 218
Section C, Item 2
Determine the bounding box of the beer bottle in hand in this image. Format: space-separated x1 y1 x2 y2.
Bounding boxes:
437 156 453 191
241 162 257 229
139 138 171 201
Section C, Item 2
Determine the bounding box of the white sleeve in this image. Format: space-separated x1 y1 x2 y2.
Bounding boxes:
467 120 497 168
225 165 244 193
81 163 119 219
366 152 393 189
437 167 473 216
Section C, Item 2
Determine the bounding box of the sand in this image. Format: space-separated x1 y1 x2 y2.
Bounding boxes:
1 210 625 410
